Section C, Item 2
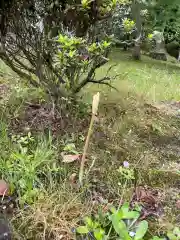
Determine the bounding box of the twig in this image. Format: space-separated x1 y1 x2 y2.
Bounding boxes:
86 157 96 176
118 180 127 210
89 80 118 91
105 63 117 77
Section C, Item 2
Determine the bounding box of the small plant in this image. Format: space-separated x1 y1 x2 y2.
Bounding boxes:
63 143 79 155
0 132 59 204
76 203 148 239
118 166 135 180
117 161 135 187
11 132 34 146
76 204 179 240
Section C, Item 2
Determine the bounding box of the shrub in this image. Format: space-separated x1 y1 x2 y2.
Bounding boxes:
53 34 113 97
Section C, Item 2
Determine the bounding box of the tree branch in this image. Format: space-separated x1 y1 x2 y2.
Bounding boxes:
6 50 36 74
0 53 39 87
88 80 118 91
72 57 109 94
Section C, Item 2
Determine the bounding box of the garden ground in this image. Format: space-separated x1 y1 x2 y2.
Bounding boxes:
0 50 179 239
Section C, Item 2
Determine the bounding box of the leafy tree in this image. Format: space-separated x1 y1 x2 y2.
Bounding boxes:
112 3 136 50
146 0 180 59
110 0 149 59
111 0 180 60
163 4 180 60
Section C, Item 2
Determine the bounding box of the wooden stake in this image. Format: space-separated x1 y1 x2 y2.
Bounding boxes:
79 92 100 186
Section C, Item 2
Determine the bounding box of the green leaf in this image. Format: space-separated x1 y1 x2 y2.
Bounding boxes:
167 232 177 240
121 202 129 211
84 217 93 228
110 206 117 214
94 229 105 240
135 221 148 240
123 211 140 219
76 226 89 234
173 227 180 236
121 203 140 219
151 237 165 240
111 213 131 240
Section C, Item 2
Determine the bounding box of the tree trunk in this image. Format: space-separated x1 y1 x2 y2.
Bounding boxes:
132 44 141 60
178 49 180 62
132 0 142 60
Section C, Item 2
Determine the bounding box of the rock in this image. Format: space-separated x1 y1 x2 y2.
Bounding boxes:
150 31 167 61
150 51 167 61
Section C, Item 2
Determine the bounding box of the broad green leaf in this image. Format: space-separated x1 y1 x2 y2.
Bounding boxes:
111 213 131 240
121 202 130 211
135 221 148 240
84 217 93 228
121 203 140 219
123 210 140 219
94 229 105 240
76 226 89 234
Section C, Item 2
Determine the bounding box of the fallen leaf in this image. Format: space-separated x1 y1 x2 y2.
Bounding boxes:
176 200 180 209
62 154 80 163
0 180 9 196
58 234 64 239
135 186 156 205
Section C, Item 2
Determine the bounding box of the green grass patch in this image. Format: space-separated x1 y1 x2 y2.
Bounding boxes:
92 50 180 102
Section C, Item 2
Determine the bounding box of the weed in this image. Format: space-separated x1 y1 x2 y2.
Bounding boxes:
76 203 148 239
76 203 180 240
63 143 80 155
0 127 60 204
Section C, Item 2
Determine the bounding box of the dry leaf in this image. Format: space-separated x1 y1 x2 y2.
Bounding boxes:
0 180 9 196
62 154 80 163
92 92 100 115
135 186 156 205
176 200 180 209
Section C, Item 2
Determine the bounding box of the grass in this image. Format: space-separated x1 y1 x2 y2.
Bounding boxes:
12 186 90 239
0 51 179 239
88 49 180 102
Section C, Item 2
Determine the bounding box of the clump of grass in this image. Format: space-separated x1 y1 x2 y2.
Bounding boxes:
0 121 61 204
12 186 92 240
